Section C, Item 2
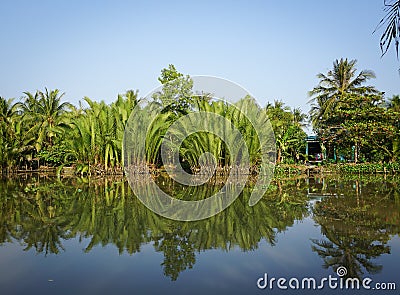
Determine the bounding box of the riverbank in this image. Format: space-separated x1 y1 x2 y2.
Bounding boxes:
274 162 400 176
2 162 400 177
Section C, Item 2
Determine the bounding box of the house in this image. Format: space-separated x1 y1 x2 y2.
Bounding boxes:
305 135 325 164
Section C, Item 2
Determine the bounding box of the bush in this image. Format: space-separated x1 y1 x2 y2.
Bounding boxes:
333 163 400 174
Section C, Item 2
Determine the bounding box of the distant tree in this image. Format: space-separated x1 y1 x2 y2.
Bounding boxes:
309 58 378 131
21 89 72 152
319 93 399 163
266 100 306 163
153 64 194 115
158 64 183 84
292 107 308 128
386 94 400 111
0 97 19 170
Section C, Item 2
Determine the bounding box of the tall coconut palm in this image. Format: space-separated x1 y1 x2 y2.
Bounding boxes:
0 97 19 170
0 97 18 125
21 89 73 152
292 107 308 128
309 58 378 129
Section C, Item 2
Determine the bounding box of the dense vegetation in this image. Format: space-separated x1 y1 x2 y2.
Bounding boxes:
0 62 398 175
0 65 306 175
309 58 400 164
0 88 139 174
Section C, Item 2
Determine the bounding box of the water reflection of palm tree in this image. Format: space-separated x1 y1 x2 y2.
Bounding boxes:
16 183 70 255
132 177 309 280
311 178 400 279
0 176 309 280
311 221 388 279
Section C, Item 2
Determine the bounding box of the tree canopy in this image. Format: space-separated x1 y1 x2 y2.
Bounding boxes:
309 58 400 163
309 58 378 128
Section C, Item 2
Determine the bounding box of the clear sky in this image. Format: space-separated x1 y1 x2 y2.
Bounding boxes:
1 0 399 118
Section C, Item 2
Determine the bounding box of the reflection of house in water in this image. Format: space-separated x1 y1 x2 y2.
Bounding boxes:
305 135 325 164
307 177 325 200
307 177 338 202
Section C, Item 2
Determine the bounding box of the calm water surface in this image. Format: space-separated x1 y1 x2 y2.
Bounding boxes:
0 175 399 295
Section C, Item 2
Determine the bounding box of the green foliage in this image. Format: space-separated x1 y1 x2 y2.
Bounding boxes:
326 162 400 174
309 58 378 130
21 88 73 152
63 91 139 174
319 93 400 163
375 0 400 58
0 97 20 170
273 164 303 176
266 100 307 164
158 64 184 85
139 91 279 174
0 64 398 175
0 88 139 175
153 65 194 115
309 58 400 164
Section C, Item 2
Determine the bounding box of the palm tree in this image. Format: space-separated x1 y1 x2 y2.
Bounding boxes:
375 0 400 58
387 95 400 161
21 89 72 152
292 107 308 128
62 91 138 175
113 90 140 127
37 89 73 149
0 97 19 170
387 94 400 111
266 101 306 164
0 97 18 125
308 58 378 129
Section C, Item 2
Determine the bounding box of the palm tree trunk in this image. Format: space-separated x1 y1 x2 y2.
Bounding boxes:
354 142 358 164
277 148 282 164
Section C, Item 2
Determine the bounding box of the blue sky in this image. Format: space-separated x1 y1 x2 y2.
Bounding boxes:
1 0 398 118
